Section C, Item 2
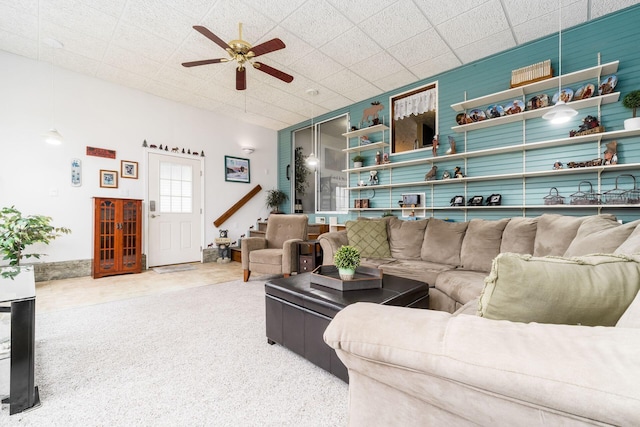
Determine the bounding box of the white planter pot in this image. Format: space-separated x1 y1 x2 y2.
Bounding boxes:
353 162 363 168
338 268 355 281
624 117 640 130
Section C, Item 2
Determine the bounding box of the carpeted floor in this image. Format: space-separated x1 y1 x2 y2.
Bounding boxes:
0 279 348 426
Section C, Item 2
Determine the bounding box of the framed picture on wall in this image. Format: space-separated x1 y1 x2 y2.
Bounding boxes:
121 160 138 179
225 155 250 183
100 170 118 188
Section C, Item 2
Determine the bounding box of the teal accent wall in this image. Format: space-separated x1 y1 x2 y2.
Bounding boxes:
278 5 640 223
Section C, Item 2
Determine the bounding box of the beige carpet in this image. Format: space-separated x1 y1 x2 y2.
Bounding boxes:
0 278 348 426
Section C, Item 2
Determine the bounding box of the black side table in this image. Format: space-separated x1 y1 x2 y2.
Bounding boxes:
297 240 322 273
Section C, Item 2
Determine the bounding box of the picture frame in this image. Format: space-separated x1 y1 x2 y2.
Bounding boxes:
100 170 118 188
225 155 250 183
121 160 138 179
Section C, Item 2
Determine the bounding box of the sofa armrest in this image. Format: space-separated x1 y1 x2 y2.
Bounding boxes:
240 237 266 269
318 230 348 265
282 238 303 274
324 303 640 425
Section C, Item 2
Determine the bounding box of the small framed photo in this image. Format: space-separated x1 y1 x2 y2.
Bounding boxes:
121 160 138 179
225 155 250 183
100 170 118 188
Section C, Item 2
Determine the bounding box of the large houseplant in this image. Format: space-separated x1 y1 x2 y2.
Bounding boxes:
622 90 640 130
294 147 310 213
0 206 70 278
265 189 289 214
334 245 360 280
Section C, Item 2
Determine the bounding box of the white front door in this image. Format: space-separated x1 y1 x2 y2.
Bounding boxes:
147 152 203 267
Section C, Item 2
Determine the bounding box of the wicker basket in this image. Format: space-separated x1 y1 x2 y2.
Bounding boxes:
603 174 639 205
570 181 601 205
544 187 565 205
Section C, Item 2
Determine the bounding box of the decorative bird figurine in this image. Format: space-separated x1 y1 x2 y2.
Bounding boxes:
249 225 254 229
425 165 438 181
240 234 246 238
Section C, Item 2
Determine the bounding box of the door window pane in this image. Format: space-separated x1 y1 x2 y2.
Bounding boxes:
159 161 193 213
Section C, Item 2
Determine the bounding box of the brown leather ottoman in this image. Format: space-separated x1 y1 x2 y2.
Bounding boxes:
265 272 429 382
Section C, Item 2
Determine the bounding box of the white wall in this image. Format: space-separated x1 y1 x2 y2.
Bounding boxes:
0 51 277 264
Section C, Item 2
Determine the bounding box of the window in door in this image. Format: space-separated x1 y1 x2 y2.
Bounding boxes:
159 162 193 213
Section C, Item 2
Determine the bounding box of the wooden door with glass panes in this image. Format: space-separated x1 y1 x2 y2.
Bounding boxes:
93 197 142 278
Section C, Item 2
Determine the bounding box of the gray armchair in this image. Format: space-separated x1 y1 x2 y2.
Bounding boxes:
241 214 308 282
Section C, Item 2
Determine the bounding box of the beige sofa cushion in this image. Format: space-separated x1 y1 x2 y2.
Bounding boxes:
435 270 487 306
460 218 510 272
533 214 615 257
478 253 640 326
346 219 391 258
616 288 640 328
564 217 640 257
616 223 640 254
500 217 538 254
388 217 429 260
421 218 468 266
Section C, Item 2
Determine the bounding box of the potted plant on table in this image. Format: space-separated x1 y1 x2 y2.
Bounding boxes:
352 155 365 168
265 189 289 214
334 245 360 280
622 90 640 130
0 206 71 279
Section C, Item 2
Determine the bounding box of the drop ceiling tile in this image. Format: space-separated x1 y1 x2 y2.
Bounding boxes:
0 0 38 15
351 50 405 82
184 94 225 112
122 0 195 42
240 0 307 22
96 64 151 90
112 23 179 63
437 0 510 49
289 49 344 82
40 0 119 41
251 26 313 66
342 82 384 104
81 0 127 18
389 28 450 68
40 21 108 61
155 66 207 92
197 82 247 108
591 0 640 18
502 0 557 25
145 80 191 103
455 29 516 63
279 0 353 48
327 0 399 23
317 94 353 111
198 0 277 45
320 68 369 94
0 30 38 59
53 49 100 76
373 69 419 92
0 4 38 39
159 0 214 20
409 50 462 80
319 26 382 67
360 0 432 49
414 0 485 25
103 45 163 76
511 1 589 44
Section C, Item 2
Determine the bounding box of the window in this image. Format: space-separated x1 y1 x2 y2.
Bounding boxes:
159 162 193 213
391 83 437 153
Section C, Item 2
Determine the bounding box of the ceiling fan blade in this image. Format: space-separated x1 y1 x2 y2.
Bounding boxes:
193 25 230 51
236 67 247 91
253 62 294 83
249 38 286 57
182 58 227 67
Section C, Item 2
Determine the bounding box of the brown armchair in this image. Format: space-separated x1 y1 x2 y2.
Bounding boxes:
241 214 308 281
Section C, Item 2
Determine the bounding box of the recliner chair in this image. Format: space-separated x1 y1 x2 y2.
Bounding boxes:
241 214 308 282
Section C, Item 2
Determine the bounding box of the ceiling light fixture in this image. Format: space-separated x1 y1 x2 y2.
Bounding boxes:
543 1 578 124
43 37 64 145
306 89 319 167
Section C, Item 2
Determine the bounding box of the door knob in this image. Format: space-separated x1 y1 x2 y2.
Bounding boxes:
150 214 160 218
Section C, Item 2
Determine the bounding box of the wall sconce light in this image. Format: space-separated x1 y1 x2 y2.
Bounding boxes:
242 147 255 155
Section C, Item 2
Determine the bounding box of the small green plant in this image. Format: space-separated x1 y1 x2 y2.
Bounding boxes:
352 155 365 163
381 211 395 217
334 245 361 270
265 189 289 213
0 206 71 268
622 90 640 117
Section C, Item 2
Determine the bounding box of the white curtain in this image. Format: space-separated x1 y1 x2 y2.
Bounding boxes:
393 88 437 120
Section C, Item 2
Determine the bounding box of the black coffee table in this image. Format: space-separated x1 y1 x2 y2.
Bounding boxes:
265 272 429 382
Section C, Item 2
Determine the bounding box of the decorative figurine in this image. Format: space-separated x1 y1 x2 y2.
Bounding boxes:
432 135 439 157
182 148 186 154
142 139 148 147
604 140 618 165
553 161 563 170
149 144 157 149
369 170 379 185
375 151 381 165
164 145 168 151
159 144 163 150
454 166 465 178
361 101 384 127
446 136 457 155
442 170 451 179
172 147 179 152
201 151 205 157
570 115 602 137
350 126 358 131
215 229 232 263
360 135 371 145
425 165 438 181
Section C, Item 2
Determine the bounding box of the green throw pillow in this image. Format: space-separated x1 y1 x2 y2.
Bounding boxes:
346 220 391 258
478 253 640 326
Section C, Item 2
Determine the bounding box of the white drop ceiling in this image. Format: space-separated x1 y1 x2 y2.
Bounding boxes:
1 0 638 130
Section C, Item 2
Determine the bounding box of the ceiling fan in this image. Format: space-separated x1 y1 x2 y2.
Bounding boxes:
182 23 294 91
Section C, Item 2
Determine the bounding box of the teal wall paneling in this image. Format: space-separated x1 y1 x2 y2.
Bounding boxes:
277 5 640 223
